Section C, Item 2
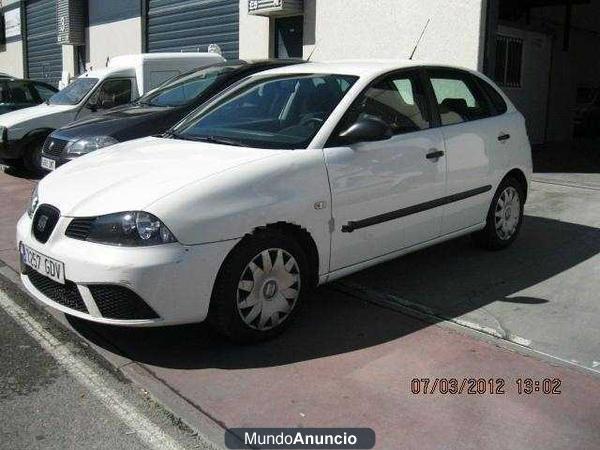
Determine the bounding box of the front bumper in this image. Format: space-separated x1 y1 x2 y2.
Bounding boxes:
17 213 239 326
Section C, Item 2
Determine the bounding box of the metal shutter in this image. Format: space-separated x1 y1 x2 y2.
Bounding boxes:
26 0 63 87
147 0 239 59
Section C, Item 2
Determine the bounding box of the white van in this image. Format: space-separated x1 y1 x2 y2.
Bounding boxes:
0 53 224 171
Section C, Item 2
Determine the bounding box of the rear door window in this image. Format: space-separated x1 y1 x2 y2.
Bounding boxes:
427 69 492 126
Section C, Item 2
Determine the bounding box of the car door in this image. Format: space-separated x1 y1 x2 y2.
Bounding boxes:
425 68 502 235
324 69 447 271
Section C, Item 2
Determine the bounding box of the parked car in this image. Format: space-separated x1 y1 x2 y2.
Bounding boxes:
0 52 223 171
17 62 532 342
0 78 57 115
39 59 300 172
574 86 599 137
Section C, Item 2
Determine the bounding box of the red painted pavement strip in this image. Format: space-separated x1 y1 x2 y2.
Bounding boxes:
71 289 600 450
1 171 599 449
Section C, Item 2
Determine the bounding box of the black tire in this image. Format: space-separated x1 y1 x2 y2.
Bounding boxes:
22 136 46 175
208 230 309 343
472 176 525 251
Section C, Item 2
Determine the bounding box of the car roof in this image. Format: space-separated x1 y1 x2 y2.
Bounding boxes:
0 77 57 87
248 59 479 78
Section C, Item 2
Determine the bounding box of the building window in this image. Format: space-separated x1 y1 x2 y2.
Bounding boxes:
495 35 523 88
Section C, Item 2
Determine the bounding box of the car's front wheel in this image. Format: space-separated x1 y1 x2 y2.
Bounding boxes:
472 176 525 250
209 230 308 342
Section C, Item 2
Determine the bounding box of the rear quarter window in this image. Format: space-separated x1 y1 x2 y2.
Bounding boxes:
476 77 508 116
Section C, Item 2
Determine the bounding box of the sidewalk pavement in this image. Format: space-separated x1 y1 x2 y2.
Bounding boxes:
1 168 599 449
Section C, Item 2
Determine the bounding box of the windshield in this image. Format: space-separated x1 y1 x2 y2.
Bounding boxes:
174 73 358 149
48 78 98 105
138 65 240 107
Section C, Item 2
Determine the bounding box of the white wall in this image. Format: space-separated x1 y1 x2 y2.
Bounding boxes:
239 0 486 70
85 17 142 71
0 40 23 78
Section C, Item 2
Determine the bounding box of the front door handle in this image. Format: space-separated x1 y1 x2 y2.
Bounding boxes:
426 150 445 160
498 133 511 142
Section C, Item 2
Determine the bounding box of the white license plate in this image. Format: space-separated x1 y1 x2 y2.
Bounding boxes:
41 157 56 171
20 243 65 284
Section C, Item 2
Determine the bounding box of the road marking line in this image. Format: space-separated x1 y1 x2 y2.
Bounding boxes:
0 288 185 450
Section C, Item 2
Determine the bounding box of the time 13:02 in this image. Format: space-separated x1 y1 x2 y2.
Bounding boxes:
516 378 561 395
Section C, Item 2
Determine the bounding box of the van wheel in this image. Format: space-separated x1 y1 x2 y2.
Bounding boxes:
209 231 308 343
472 177 525 250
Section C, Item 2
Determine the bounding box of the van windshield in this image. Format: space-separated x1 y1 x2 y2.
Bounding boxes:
48 78 99 105
173 73 358 149
138 65 240 107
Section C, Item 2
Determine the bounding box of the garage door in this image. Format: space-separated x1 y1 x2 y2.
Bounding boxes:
26 0 63 87
147 0 239 59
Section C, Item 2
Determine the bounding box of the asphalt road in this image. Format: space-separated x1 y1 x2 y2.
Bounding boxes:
0 276 202 450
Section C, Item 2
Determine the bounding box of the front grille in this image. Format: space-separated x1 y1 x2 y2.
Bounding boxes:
32 204 60 244
88 285 159 320
25 267 88 313
65 217 96 241
42 137 68 157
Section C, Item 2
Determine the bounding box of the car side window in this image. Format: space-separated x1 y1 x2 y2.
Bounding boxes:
428 69 492 126
91 79 133 109
33 83 57 102
341 72 431 136
8 81 36 104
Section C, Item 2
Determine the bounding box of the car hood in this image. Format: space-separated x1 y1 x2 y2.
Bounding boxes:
38 136 282 217
55 104 182 140
0 103 75 128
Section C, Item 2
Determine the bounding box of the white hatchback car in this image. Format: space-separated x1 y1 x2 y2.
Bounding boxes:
17 62 532 341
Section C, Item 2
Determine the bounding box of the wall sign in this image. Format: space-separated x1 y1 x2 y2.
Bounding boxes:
4 8 21 38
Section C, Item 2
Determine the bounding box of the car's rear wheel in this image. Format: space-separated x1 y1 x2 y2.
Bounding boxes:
209 230 308 342
472 176 525 250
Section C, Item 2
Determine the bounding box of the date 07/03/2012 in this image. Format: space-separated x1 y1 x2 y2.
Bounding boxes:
410 378 562 395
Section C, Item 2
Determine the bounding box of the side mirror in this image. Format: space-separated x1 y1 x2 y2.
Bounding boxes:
337 116 393 145
86 101 98 112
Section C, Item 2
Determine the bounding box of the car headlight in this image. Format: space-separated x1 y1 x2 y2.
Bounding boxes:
65 136 119 156
81 211 177 246
27 186 39 218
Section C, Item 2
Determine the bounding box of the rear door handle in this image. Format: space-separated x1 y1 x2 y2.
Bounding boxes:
426 150 445 160
498 133 511 142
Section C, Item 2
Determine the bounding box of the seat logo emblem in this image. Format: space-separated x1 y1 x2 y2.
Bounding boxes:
37 215 49 232
48 141 54 150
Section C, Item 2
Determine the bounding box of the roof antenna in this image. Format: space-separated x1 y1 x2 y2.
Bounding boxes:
409 19 431 60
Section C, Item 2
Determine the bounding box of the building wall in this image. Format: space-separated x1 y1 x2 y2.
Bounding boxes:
0 0 24 78
239 0 487 70
85 0 141 71
0 39 23 77
85 17 142 71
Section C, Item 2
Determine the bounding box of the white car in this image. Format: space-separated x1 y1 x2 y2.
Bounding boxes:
17 61 532 341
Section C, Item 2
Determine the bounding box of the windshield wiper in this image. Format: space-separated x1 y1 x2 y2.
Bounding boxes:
188 135 249 147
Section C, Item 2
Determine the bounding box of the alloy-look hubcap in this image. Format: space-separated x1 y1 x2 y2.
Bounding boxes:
236 248 301 331
495 186 521 241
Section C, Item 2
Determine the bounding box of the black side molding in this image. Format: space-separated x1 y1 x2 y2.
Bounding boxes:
341 185 492 233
